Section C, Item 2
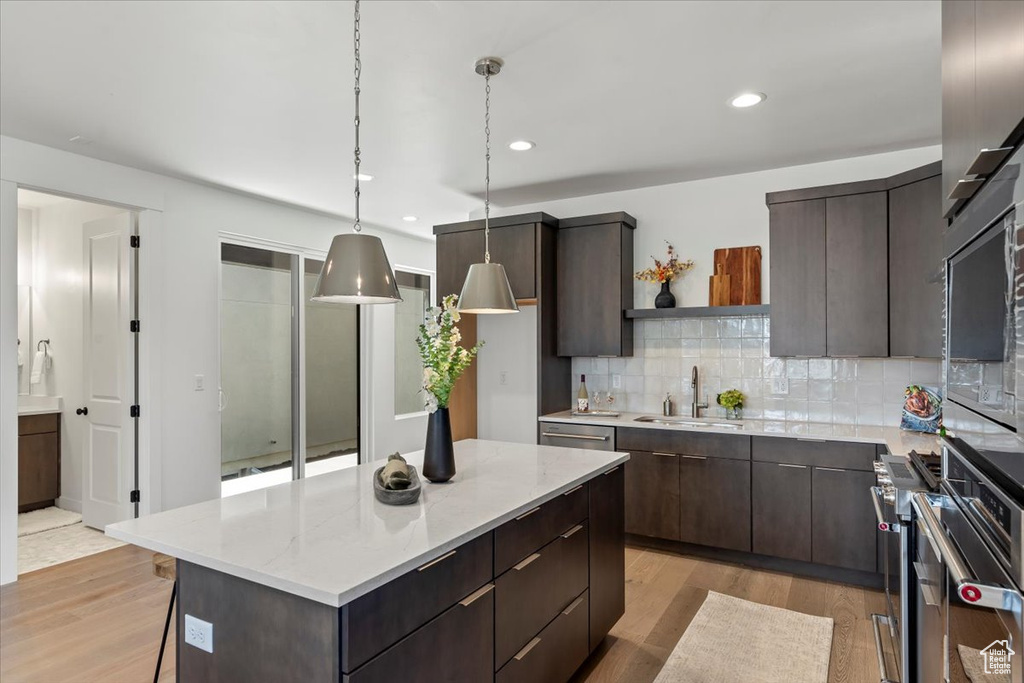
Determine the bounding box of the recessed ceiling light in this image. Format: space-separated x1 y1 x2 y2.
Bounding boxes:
508 140 535 151
730 92 766 108
402 215 418 222
354 173 374 181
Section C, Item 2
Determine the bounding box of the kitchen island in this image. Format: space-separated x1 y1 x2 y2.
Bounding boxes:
107 439 628 682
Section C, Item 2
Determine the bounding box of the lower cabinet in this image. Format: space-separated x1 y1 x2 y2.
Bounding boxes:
496 591 589 683
588 465 625 651
624 450 680 540
679 455 751 552
752 462 813 562
18 413 61 512
811 466 877 572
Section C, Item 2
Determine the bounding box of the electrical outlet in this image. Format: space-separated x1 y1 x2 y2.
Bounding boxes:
770 378 789 395
612 374 623 389
194 374 205 391
499 371 508 386
184 614 213 653
979 385 1001 405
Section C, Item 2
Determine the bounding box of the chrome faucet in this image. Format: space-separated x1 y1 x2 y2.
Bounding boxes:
691 365 709 418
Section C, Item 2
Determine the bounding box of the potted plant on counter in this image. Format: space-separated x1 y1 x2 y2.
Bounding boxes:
634 241 694 308
717 388 745 420
416 294 483 482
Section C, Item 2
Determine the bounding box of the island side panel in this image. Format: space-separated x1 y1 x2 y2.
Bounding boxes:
177 560 341 683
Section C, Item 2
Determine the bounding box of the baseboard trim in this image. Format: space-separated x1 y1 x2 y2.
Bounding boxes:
56 497 82 513
626 534 884 590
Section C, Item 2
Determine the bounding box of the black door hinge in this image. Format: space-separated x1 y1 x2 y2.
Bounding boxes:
130 490 141 504
130 405 141 418
130 235 140 248
130 320 140 333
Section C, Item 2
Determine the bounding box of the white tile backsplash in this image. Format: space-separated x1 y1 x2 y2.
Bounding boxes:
573 315 942 427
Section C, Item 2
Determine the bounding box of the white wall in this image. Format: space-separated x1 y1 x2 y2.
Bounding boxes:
476 306 539 444
0 136 435 585
483 146 943 308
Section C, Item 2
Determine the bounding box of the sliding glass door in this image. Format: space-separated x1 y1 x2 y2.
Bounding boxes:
220 243 359 496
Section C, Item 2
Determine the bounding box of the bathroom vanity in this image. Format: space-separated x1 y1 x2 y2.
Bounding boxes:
17 411 61 512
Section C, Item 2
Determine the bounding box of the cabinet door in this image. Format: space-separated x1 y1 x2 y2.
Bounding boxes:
752 461 811 562
976 0 1024 156
489 223 536 299
811 467 877 572
624 450 680 540
942 0 977 217
768 200 826 357
435 230 483 303
18 432 60 508
589 465 625 650
825 192 889 357
889 175 944 358
679 455 751 552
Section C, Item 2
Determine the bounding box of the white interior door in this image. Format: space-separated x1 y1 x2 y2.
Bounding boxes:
82 213 135 530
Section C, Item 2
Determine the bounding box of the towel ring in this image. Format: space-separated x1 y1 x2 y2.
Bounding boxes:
37 339 51 352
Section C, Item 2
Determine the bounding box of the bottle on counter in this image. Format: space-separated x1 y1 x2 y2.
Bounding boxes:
663 393 673 417
577 374 590 412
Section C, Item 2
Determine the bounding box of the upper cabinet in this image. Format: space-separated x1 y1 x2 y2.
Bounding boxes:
942 0 1024 218
556 213 636 357
767 162 943 359
434 216 544 303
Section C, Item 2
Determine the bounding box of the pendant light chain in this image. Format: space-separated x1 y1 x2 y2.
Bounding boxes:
352 0 362 233
483 66 491 263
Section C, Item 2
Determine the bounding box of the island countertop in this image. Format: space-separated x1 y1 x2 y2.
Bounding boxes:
106 439 628 607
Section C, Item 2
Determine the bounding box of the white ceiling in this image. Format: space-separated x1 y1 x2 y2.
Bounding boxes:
0 0 940 238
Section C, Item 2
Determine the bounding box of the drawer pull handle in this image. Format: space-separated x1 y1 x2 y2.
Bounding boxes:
416 549 456 572
514 637 542 661
778 463 807 469
541 432 609 441
816 466 845 472
515 506 541 521
513 553 541 571
795 438 827 443
653 452 678 458
459 583 494 607
563 484 584 496
604 466 620 475
561 524 584 539
680 454 707 461
562 595 585 615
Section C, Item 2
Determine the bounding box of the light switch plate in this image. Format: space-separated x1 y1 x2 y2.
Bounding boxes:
194 374 205 391
184 614 214 653
612 374 622 389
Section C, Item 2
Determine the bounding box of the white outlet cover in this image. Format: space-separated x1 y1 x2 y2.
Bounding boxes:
771 378 789 395
184 614 214 653
612 374 623 389
194 374 205 391
980 385 1002 405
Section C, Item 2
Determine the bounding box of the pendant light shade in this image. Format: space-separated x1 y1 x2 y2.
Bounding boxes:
457 262 518 314
311 232 402 304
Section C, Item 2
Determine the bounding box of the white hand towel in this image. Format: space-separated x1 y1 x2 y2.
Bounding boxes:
30 350 47 385
18 346 24 368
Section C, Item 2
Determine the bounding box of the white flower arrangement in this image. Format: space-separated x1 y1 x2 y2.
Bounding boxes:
415 294 483 412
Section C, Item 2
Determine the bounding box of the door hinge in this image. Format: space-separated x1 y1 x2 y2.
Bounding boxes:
130 405 141 418
130 490 141 504
130 319 140 333
130 235 140 248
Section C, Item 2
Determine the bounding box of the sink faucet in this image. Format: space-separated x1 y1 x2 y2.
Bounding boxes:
691 365 709 418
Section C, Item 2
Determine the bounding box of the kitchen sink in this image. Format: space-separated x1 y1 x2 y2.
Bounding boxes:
634 416 743 430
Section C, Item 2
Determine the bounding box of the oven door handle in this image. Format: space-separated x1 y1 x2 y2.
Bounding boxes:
911 493 1021 611
870 486 899 532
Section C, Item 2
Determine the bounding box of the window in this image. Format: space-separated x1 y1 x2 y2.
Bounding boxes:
394 270 432 416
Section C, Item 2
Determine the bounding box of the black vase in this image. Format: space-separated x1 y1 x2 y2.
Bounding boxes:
654 280 676 308
423 407 456 483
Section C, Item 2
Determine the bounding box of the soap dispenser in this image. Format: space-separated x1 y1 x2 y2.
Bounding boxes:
663 393 673 417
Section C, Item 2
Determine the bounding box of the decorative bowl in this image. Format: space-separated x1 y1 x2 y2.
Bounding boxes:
373 464 422 505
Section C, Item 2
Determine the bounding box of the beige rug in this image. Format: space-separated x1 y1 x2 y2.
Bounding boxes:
19 522 125 575
654 591 834 683
959 644 1012 683
18 506 82 536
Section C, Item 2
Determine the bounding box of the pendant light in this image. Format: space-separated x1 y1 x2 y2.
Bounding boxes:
312 0 401 304
457 57 519 315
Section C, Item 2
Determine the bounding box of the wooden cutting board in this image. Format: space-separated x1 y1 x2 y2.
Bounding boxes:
712 246 762 305
709 264 731 306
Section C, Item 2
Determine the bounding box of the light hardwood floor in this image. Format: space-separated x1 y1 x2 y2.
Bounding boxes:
0 544 884 683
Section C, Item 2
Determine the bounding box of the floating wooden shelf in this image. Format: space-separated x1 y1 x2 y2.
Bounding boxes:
625 304 770 319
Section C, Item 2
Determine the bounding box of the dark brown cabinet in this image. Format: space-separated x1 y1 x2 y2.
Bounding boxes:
588 465 625 651
489 223 537 299
679 455 751 552
435 228 484 303
889 170 944 358
752 461 812 562
556 213 635 357
18 413 61 512
825 192 889 357
496 591 589 683
624 450 680 540
768 199 826 357
811 466 878 572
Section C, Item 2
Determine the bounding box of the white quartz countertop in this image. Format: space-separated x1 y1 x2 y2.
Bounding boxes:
106 440 628 607
539 410 940 456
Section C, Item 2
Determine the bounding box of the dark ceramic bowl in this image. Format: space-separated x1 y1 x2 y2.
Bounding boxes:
373 464 422 505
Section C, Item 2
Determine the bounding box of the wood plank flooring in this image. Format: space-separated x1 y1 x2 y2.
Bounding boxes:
0 543 884 683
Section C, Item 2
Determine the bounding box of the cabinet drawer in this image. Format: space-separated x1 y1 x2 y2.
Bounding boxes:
495 482 588 575
345 583 495 683
495 520 589 668
617 428 750 460
341 533 493 672
496 590 589 683
18 413 60 436
752 436 875 471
